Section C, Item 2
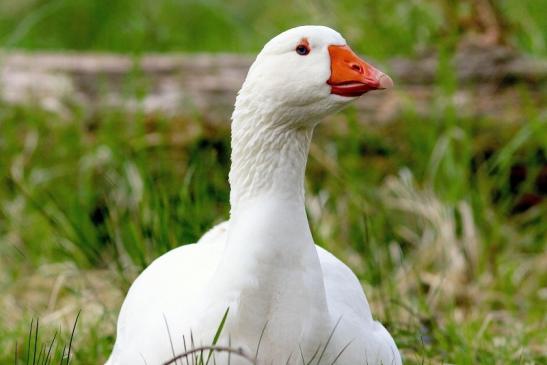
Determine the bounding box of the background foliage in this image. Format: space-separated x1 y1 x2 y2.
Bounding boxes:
0 0 546 57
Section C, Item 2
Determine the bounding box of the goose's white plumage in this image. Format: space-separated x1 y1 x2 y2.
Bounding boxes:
107 25 401 365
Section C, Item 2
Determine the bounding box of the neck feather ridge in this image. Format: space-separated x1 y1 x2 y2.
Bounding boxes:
229 103 314 214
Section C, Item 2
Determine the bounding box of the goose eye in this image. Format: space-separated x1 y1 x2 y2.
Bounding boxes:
295 44 310 56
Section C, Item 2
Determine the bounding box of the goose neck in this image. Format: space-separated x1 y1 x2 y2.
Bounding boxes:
229 108 314 215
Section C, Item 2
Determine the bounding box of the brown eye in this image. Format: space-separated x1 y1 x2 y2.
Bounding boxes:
295 44 310 56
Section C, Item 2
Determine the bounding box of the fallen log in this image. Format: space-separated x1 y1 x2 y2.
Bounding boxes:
1 46 545 124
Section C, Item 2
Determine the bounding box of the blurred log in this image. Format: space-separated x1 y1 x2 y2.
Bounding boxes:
0 46 545 124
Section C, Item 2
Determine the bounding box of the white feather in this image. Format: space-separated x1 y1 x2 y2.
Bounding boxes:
107 25 401 365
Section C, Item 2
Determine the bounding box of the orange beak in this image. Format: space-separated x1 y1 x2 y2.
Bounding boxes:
327 45 393 97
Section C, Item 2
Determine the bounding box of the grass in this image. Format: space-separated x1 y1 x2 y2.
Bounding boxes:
0 0 546 364
0 0 546 58
8 313 79 365
1 97 545 363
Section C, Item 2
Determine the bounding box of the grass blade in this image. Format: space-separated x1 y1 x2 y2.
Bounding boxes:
64 311 80 365
205 307 229 365
163 314 179 365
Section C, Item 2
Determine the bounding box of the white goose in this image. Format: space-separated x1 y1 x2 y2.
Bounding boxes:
107 25 400 365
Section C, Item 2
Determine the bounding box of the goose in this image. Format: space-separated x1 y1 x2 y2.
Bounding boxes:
106 25 400 365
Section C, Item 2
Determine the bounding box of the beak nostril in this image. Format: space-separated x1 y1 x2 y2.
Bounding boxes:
350 63 362 73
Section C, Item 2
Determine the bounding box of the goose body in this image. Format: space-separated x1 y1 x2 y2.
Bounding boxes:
107 26 401 365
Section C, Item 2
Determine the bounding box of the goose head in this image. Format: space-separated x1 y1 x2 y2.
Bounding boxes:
235 25 393 127
230 26 393 209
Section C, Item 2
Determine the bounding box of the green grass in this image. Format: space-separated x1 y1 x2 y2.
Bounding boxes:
1 97 545 363
1 0 546 364
0 0 546 58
